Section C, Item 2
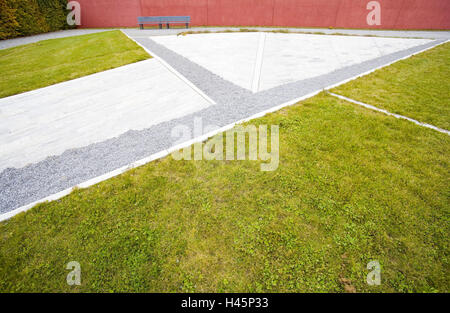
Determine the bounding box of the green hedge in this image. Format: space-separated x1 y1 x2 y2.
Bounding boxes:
0 0 73 40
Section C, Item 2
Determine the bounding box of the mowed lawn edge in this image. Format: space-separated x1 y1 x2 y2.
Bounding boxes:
331 42 450 130
0 30 151 99
0 91 448 293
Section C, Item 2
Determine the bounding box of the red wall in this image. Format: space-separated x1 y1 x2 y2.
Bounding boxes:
77 0 141 27
76 0 450 30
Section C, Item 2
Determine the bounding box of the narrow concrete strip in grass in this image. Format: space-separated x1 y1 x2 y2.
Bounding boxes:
327 92 450 135
330 41 450 130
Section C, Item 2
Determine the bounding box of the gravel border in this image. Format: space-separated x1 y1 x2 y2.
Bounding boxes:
0 33 446 214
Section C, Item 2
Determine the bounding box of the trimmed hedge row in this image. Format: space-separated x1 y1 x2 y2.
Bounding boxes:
0 0 73 40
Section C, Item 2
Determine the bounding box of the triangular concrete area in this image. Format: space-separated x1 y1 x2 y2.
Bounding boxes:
152 32 431 93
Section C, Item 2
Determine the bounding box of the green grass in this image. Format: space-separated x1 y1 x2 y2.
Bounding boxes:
0 30 150 98
332 42 450 130
0 36 448 294
0 91 448 292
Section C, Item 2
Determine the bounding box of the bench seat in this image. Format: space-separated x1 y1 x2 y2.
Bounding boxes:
138 16 190 29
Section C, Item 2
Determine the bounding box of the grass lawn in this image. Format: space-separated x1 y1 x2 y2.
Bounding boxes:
0 30 150 99
332 42 450 130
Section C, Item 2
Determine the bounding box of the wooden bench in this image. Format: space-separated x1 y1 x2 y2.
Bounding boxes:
138 16 190 30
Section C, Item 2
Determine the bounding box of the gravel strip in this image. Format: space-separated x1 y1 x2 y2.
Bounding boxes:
0 35 446 214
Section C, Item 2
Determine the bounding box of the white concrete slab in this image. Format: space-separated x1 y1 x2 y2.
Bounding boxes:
152 33 260 90
152 32 432 92
0 59 211 171
259 33 431 91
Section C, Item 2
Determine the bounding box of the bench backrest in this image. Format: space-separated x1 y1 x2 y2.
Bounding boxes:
138 16 190 23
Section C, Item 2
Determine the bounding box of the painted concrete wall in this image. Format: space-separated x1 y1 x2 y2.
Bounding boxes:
75 0 450 30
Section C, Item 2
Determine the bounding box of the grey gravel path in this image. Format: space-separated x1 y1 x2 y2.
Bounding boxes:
0 29 111 50
0 30 447 215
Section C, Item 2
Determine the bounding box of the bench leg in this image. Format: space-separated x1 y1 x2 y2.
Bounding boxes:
159 23 162 29
139 24 143 30
167 23 170 29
